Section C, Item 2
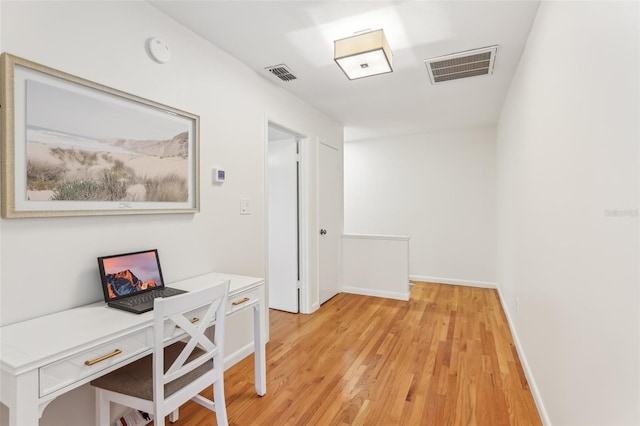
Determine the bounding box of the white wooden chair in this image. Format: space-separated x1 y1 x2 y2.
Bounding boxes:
90 282 230 426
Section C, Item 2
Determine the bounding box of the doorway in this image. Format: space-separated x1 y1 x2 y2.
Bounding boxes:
267 124 300 313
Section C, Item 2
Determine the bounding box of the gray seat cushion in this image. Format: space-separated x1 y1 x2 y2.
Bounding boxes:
90 341 213 401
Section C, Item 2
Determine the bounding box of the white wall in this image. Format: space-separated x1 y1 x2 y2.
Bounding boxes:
496 1 639 424
344 126 496 286
0 1 342 425
342 234 410 301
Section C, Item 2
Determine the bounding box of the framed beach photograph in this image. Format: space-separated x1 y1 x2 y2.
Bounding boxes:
0 53 199 218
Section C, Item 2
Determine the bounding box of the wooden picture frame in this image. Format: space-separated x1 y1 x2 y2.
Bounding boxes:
0 53 199 218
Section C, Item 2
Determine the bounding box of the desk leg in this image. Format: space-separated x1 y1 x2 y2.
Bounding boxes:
253 304 266 396
9 404 40 426
4 371 40 426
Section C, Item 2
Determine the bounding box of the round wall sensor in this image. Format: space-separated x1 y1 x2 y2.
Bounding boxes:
146 37 171 64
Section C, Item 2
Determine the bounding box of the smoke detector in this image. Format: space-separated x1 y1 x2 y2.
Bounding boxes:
424 45 498 84
265 64 297 82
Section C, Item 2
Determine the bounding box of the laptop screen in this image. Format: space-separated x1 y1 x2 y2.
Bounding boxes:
97 249 166 302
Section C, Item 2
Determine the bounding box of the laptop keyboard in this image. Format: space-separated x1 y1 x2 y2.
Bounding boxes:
120 288 183 306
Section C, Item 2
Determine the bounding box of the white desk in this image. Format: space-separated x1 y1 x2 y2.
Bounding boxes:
0 272 266 426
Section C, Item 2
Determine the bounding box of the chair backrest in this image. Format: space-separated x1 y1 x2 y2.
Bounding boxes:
152 280 229 411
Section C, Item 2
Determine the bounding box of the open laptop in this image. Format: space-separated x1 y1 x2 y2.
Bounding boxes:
97 249 186 314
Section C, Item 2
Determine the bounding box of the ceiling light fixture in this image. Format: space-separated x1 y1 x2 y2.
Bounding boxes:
334 29 393 80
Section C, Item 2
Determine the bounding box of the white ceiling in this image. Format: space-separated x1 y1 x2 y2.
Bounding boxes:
150 1 540 141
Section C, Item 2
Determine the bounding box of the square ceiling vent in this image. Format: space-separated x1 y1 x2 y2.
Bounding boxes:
424 45 498 84
265 64 297 82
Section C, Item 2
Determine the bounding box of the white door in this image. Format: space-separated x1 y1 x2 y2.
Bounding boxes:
267 137 299 312
318 142 341 304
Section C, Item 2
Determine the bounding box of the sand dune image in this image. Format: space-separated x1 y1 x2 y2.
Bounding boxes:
24 78 193 204
26 131 189 202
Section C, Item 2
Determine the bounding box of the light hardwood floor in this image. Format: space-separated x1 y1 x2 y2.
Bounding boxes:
163 282 542 425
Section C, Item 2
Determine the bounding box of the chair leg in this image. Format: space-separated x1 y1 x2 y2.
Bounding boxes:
213 380 229 426
95 389 111 426
154 408 164 426
169 408 180 423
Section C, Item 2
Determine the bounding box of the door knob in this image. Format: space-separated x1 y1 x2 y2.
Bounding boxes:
320 229 327 235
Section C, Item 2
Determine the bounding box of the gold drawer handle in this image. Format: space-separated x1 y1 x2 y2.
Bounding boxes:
232 297 250 306
176 317 199 329
84 349 122 366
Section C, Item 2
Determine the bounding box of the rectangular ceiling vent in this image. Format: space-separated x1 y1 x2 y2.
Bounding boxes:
424 45 498 84
265 64 297 82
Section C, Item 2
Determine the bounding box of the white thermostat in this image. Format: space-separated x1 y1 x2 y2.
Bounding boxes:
212 168 225 183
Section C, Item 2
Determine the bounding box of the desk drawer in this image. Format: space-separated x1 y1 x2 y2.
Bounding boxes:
39 329 148 397
227 288 259 314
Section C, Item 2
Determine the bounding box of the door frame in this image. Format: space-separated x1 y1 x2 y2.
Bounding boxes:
264 119 314 314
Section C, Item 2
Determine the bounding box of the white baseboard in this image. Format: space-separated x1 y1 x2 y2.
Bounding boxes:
224 342 254 370
409 275 497 289
495 286 551 426
341 286 410 301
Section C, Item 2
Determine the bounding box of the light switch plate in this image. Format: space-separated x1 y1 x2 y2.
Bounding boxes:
240 198 251 215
